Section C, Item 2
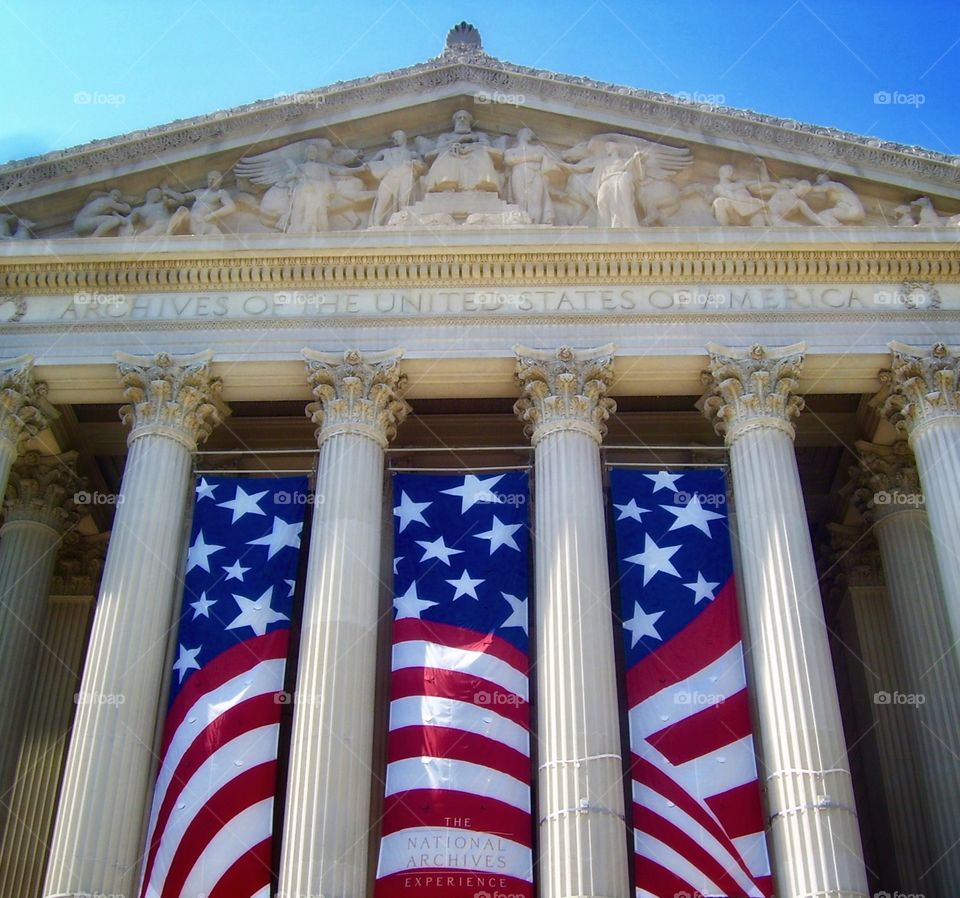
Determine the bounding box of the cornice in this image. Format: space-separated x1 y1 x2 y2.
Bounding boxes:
2 247 960 294
1 52 958 197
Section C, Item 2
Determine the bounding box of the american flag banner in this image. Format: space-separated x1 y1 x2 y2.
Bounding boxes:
609 467 772 898
375 470 533 898
138 475 308 898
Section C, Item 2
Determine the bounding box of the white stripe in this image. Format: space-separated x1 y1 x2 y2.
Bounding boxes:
634 831 722 897
389 694 529 756
632 779 760 897
178 797 274 898
377 827 532 880
639 734 760 801
629 644 745 741
251 887 271 898
143 658 285 851
385 756 530 812
142 724 279 897
392 639 528 701
733 831 772 877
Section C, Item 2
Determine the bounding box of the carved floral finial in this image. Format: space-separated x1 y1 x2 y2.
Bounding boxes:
302 347 410 448
445 21 483 53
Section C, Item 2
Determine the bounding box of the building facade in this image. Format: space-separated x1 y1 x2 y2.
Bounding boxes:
1 22 959 898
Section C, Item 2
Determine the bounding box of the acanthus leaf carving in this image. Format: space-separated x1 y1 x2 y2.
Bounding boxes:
880 341 960 436
852 439 924 522
4 450 82 534
0 355 57 458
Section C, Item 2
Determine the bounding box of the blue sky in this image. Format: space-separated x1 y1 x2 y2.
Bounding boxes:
0 0 956 164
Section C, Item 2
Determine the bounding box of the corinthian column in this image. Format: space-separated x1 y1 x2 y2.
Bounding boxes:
44 351 228 898
854 440 960 892
0 452 78 834
880 342 960 658
0 355 57 498
700 343 868 898
514 344 629 898
277 348 409 898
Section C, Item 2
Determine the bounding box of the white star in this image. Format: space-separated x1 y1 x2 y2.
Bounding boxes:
226 585 288 636
172 644 202 682
644 470 684 493
613 498 650 522
186 530 224 573
222 559 250 582
392 556 403 575
393 581 437 620
284 579 296 597
684 571 720 603
625 534 682 586
393 492 431 532
417 536 464 566
441 474 506 513
217 485 268 524
247 516 302 559
500 592 528 635
195 477 217 501
474 515 522 554
660 494 723 536
623 603 666 648
189 591 216 619
446 569 484 600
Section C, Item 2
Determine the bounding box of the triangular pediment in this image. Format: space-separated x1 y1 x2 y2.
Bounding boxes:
2 34 959 241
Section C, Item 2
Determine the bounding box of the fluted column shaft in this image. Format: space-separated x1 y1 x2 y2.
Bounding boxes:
882 342 960 659
0 453 77 835
702 343 868 898
277 348 409 898
44 351 227 898
515 344 629 898
854 442 960 892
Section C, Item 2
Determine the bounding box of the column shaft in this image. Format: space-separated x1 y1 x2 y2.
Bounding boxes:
534 427 629 898
277 347 408 898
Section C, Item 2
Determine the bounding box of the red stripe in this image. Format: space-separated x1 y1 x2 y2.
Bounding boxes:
645 688 752 766
634 854 699 898
392 618 528 674
380 792 532 847
387 725 530 781
376 870 532 898
206 836 273 898
705 780 768 841
160 630 288 759
634 803 749 896
631 754 758 887
390 667 529 728
158 761 276 898
626 579 740 705
140 695 279 895
755 873 774 897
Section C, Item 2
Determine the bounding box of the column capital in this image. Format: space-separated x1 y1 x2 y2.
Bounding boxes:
0 354 58 458
879 341 960 439
303 347 410 448
513 344 616 445
116 350 229 451
50 531 109 600
824 522 885 590
3 451 81 535
853 440 924 522
699 342 806 444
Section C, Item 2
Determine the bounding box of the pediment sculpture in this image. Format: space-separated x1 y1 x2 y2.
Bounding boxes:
2 110 951 239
